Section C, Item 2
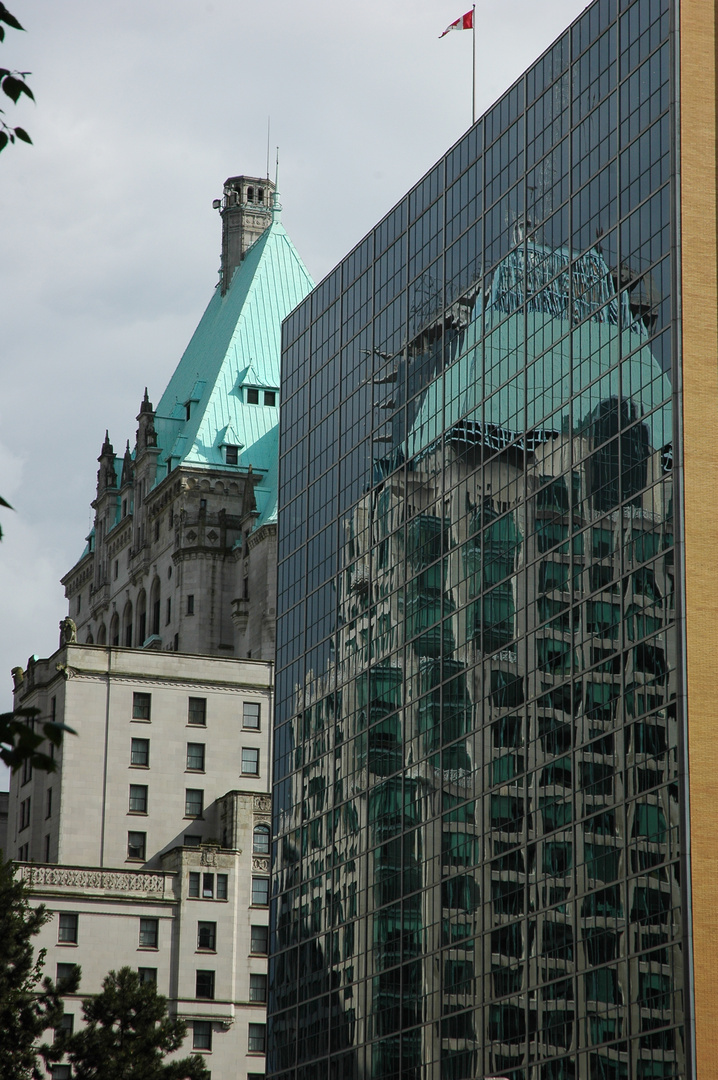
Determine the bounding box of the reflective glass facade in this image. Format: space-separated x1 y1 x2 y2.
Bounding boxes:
272 2 688 1077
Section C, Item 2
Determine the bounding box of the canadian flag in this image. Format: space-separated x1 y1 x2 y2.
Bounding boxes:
439 10 473 37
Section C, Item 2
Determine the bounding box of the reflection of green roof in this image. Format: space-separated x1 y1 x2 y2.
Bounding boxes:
407 244 671 459
154 213 313 526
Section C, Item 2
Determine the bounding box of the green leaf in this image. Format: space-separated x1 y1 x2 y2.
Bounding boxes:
13 125 30 143
0 5 24 31
16 79 34 102
0 494 13 508
0 26 5 41
2 74 22 103
0 130 8 152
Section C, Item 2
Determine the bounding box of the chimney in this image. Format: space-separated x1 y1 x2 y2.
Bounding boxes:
218 175 275 296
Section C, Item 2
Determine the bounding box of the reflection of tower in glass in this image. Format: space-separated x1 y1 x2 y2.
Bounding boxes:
271 5 688 1077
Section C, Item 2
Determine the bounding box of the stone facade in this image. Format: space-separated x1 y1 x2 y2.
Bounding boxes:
8 646 273 1078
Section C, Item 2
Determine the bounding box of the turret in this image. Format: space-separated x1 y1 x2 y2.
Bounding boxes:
216 175 275 296
135 388 157 454
96 431 117 494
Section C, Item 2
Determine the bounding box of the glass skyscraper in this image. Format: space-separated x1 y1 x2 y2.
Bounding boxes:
270 2 718 1077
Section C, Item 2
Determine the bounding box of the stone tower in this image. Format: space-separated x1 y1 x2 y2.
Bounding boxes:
218 174 276 295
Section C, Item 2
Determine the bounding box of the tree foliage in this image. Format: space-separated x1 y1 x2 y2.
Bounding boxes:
0 702 75 774
0 3 34 152
0 856 81 1080
67 967 211 1080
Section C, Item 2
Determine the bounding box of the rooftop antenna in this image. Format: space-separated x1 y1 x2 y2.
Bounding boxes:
273 147 282 215
266 116 271 180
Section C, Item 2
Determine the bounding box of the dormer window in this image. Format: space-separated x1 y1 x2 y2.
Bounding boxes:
185 403 192 421
225 445 239 465
264 390 276 407
247 388 260 405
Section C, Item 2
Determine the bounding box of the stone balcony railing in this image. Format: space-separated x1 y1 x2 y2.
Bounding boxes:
17 863 174 900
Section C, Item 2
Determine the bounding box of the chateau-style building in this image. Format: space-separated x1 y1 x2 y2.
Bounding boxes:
7 174 313 1079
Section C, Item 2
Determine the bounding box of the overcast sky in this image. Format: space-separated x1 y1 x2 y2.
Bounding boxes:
0 0 587 788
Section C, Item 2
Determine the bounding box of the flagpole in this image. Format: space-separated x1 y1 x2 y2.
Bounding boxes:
472 4 476 125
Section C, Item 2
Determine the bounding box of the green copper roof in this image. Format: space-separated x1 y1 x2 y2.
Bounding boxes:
154 211 314 527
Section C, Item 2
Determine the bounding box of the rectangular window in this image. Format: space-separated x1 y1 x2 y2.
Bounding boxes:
246 388 260 404
248 1023 267 1053
20 797 31 831
185 789 204 817
193 1020 212 1051
139 917 158 948
186 743 205 771
225 445 239 465
129 785 148 813
264 390 276 407
166 598 171 625
57 962 78 984
51 1067 72 1080
58 913 78 944
188 697 206 726
45 788 53 818
44 834 51 863
216 874 228 900
21 756 32 785
242 748 260 775
249 973 268 1002
251 877 269 906
198 921 217 950
243 702 261 729
18 843 29 861
184 834 201 847
131 738 150 766
203 873 214 898
250 925 268 954
55 1012 74 1038
127 831 146 860
132 692 151 720
196 969 215 999
187 594 195 615
138 967 157 985
189 872 200 898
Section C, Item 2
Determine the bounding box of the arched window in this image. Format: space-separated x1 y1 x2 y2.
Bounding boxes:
136 589 147 646
150 578 161 637
247 185 254 203
110 613 119 647
253 824 270 855
86 631 94 645
122 601 133 648
97 622 107 646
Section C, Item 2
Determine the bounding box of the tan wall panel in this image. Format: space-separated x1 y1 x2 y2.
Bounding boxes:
680 0 718 1073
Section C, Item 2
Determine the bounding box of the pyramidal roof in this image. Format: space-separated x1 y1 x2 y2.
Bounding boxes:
153 208 314 527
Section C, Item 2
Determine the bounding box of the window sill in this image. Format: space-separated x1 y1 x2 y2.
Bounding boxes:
126 857 146 864
127 811 148 816
129 764 150 769
57 941 78 948
183 816 204 821
185 769 206 775
241 773 260 779
130 718 152 724
137 946 159 952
